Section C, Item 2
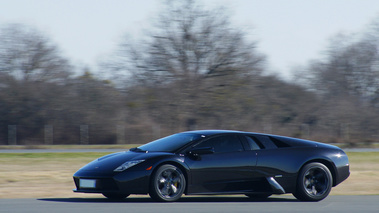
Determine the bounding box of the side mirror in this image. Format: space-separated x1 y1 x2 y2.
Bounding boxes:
188 147 215 157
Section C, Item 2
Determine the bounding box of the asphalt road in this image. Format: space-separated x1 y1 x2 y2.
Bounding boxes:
1 195 378 213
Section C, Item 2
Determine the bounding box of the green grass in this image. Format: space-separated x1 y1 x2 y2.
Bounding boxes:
346 152 379 163
0 144 141 150
0 152 111 159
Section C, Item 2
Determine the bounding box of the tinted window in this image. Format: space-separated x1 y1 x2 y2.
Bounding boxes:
270 137 291 148
253 135 277 149
195 135 244 153
138 133 202 152
245 136 261 150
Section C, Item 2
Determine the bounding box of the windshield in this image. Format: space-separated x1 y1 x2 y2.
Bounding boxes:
136 133 202 152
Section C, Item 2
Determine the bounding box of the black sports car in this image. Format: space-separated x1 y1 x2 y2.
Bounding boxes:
73 130 349 202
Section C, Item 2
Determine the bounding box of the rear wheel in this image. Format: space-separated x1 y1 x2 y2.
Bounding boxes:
293 162 332 201
149 164 186 202
102 193 130 200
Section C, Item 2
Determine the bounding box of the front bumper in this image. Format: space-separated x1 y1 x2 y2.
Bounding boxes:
73 170 151 195
73 177 119 193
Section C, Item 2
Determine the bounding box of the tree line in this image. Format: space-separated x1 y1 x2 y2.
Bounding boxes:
1 0 379 145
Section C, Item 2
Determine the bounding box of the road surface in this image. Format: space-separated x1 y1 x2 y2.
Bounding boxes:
0 195 378 213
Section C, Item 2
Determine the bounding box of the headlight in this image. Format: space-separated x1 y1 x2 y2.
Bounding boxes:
114 160 145 172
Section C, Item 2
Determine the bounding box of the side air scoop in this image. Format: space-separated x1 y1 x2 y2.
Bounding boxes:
267 177 285 194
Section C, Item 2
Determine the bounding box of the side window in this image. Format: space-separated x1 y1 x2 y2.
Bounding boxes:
214 135 244 153
253 135 277 149
245 136 261 150
194 135 244 153
193 139 214 149
270 137 291 148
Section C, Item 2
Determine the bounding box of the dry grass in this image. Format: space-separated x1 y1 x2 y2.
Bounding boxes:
0 153 106 199
0 152 377 199
331 152 379 195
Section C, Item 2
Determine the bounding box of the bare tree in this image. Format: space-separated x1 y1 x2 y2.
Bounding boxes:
99 0 267 132
0 24 72 82
104 0 265 85
323 40 377 99
297 22 379 143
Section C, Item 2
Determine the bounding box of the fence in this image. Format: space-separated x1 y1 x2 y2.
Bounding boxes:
0 124 162 145
0 123 377 146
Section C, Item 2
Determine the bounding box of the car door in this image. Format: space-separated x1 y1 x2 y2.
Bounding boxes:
185 134 257 194
250 135 299 191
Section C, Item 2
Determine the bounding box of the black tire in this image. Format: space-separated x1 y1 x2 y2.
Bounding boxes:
245 193 272 200
293 162 332 201
102 193 130 200
149 164 186 202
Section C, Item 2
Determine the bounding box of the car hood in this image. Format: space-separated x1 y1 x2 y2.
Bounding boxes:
78 151 172 172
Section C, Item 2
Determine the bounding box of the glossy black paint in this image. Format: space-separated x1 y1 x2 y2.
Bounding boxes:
73 130 350 199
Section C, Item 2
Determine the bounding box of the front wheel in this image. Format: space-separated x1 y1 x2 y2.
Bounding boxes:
149 164 186 202
293 162 332 201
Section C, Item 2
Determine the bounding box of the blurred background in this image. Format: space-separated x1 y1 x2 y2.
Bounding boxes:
1 0 379 146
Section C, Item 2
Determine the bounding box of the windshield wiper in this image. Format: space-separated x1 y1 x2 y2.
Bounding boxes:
129 147 148 153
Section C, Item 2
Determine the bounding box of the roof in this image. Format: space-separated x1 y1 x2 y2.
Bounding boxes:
182 130 248 136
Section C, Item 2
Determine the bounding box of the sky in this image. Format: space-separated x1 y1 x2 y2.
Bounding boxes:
1 0 379 79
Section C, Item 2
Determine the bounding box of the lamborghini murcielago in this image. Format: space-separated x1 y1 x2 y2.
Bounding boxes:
73 130 350 202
